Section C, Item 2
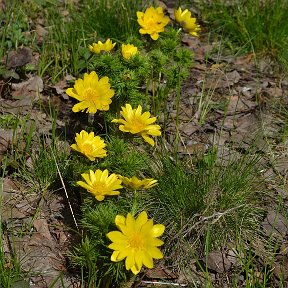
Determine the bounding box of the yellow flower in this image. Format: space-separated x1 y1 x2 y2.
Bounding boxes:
112 104 161 146
174 7 201 37
88 41 103 54
121 44 138 60
70 130 107 161
102 39 116 52
66 71 114 114
77 169 122 201
88 39 116 54
137 6 169 40
107 211 165 275
120 176 158 190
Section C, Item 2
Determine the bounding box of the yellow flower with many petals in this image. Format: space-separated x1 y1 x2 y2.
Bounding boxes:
102 39 116 52
107 211 165 275
120 176 158 190
112 104 161 146
137 6 169 40
88 39 116 54
77 169 122 201
70 130 107 161
121 44 138 60
174 7 201 37
66 71 114 114
88 42 103 54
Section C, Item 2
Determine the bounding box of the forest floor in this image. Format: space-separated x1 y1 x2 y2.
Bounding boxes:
1 0 288 287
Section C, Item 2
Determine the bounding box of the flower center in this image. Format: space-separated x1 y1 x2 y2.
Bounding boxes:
146 19 158 29
92 182 106 193
82 143 93 154
129 234 144 249
132 119 146 133
83 88 100 101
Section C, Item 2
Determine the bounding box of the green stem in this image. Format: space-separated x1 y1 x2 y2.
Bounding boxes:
174 67 181 159
131 189 138 216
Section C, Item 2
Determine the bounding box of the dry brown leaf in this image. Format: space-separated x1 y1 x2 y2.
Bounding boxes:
224 70 241 86
11 75 43 101
205 250 232 273
0 128 14 161
273 260 288 280
12 76 43 93
179 122 200 136
34 219 53 242
265 86 283 98
182 35 204 60
52 78 71 100
226 95 246 113
0 0 5 11
262 210 288 238
2 177 20 194
36 25 49 45
200 70 241 90
154 0 167 10
6 47 33 69
1 207 27 222
274 155 288 176
145 267 178 279
177 143 206 155
234 53 254 66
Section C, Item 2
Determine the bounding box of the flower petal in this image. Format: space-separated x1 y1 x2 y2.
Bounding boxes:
72 101 90 113
77 181 92 191
151 33 159 40
151 224 165 237
108 242 128 251
136 211 148 228
95 195 105 201
142 134 155 146
107 231 127 243
125 253 135 270
111 250 129 262
131 264 141 275
115 215 126 226
126 213 136 230
147 246 164 259
142 250 154 268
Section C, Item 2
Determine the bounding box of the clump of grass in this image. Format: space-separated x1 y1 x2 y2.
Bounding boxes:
0 162 27 287
72 0 146 41
0 229 26 288
143 148 264 266
2 111 70 192
38 0 148 81
18 139 70 191
201 0 288 69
